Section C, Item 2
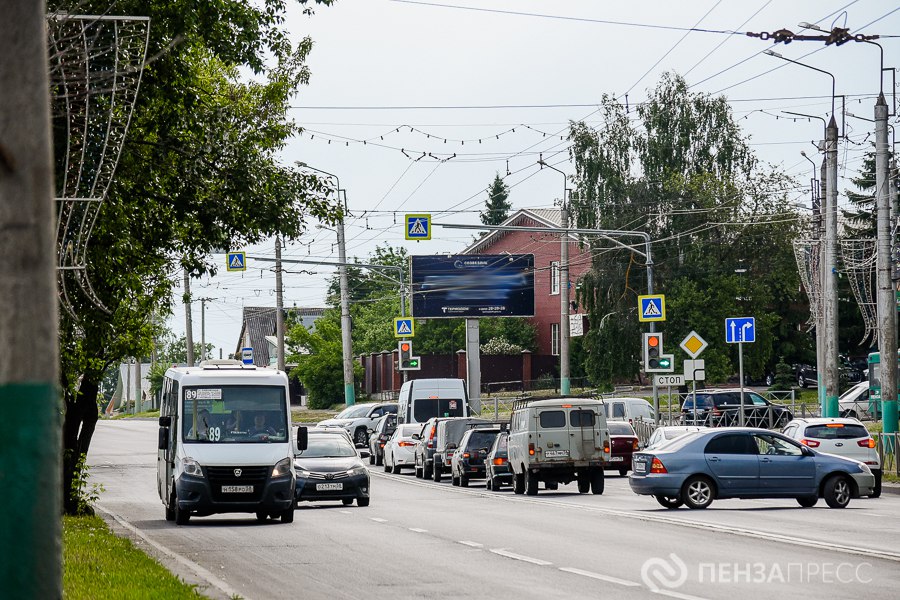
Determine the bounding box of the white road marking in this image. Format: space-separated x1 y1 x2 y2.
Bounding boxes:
653 589 710 600
458 540 483 548
409 527 428 533
490 548 553 566
558 567 641 587
96 504 249 600
370 517 388 523
339 510 353 515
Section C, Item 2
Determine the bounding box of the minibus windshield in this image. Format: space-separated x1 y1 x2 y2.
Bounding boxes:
182 385 287 443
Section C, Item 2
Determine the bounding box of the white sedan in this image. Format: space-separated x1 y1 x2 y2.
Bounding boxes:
781 417 881 498
383 424 421 474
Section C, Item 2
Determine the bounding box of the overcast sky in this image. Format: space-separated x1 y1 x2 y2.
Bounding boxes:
167 0 900 358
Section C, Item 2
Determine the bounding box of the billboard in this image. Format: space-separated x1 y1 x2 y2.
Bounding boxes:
411 254 535 318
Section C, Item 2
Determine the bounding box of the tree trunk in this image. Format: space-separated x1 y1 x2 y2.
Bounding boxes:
62 373 101 515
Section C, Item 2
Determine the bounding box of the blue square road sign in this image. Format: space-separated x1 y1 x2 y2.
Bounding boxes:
725 317 755 343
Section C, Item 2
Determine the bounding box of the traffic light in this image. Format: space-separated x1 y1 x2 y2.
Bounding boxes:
643 332 674 373
398 340 421 370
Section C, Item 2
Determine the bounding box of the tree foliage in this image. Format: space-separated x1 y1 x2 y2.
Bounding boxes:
569 72 807 387
51 0 338 514
480 173 512 226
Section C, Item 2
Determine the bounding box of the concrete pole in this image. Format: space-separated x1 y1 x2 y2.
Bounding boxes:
875 94 898 434
560 198 571 396
823 117 840 417
275 237 285 372
817 157 827 410
184 268 195 366
134 358 142 414
200 298 207 363
466 318 481 414
337 196 355 405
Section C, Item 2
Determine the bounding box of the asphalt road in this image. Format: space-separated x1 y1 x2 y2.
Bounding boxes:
88 420 900 600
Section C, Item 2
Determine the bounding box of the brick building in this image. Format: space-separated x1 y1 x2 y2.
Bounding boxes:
461 207 592 356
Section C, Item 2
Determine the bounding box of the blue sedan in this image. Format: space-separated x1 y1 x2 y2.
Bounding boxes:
629 428 875 510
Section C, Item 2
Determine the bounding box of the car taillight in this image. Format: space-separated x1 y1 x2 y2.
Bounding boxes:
528 443 535 456
429 425 436 439
427 442 433 448
632 439 640 450
493 457 507 465
603 442 610 453
379 443 385 448
858 438 876 448
801 439 820 448
650 458 667 474
463 452 470 459
398 441 415 447
712 408 721 415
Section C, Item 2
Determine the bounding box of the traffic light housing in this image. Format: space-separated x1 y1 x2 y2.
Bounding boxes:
398 340 421 370
643 332 674 373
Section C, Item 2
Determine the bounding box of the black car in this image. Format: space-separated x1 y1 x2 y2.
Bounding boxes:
681 389 793 428
450 427 502 487
295 430 370 507
796 357 864 389
368 413 396 467
485 431 512 490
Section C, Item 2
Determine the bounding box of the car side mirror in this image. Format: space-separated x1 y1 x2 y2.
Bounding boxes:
411 433 421 440
157 427 169 451
296 425 308 452
447 442 458 450
801 445 814 457
359 449 370 459
159 416 171 427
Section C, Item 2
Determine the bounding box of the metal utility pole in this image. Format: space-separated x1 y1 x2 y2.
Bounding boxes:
134 357 142 414
275 237 285 371
184 268 195 366
0 4 62 594
875 94 899 434
819 156 828 410
336 193 355 405
560 198 571 396
823 117 840 417
465 319 481 413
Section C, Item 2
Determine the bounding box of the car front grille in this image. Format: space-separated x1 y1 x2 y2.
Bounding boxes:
206 465 269 502
307 471 351 480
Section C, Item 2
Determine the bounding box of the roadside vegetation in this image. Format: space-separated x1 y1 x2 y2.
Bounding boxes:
63 515 208 599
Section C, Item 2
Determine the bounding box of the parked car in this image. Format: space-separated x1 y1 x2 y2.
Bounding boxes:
796 357 864 389
630 428 875 510
646 426 709 450
431 417 491 482
317 402 397 447
295 429 370 507
606 421 640 476
383 424 422 474
508 398 611 496
451 427 503 487
413 416 452 480
485 431 512 490
367 414 397 466
603 397 655 425
681 389 793 428
781 417 881 498
838 382 879 421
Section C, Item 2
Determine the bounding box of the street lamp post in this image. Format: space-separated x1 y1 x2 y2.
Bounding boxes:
297 162 355 407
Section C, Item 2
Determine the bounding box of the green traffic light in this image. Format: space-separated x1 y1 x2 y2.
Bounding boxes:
409 359 419 367
658 358 671 368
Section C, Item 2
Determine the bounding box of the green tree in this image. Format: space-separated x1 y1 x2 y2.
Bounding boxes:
480 173 512 225
52 0 338 514
569 72 806 388
287 310 362 409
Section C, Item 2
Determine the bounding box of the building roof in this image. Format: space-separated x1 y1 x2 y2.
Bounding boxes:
236 306 325 366
462 207 574 254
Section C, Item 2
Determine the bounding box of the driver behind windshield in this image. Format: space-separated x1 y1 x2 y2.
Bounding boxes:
249 412 277 437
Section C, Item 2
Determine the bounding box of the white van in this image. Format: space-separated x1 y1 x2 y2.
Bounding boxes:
397 378 469 425
603 397 655 425
157 360 304 525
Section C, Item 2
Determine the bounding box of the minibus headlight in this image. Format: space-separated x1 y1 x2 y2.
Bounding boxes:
182 457 204 478
272 457 293 478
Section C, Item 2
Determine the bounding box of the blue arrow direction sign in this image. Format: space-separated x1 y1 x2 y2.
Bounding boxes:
226 251 246 272
394 317 415 338
725 317 755 343
405 214 431 240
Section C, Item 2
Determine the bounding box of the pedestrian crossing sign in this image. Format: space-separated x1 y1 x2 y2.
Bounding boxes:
226 251 246 272
638 294 666 322
405 214 431 240
394 317 415 338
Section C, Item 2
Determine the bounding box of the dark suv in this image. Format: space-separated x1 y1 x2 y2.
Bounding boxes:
451 426 503 487
796 357 864 389
681 389 793 428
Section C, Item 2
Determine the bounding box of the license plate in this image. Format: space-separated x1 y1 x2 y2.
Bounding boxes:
610 456 623 462
545 450 569 458
634 462 646 473
221 485 253 493
315 483 343 491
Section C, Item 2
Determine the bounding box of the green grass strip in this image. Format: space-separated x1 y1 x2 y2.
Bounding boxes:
63 515 208 600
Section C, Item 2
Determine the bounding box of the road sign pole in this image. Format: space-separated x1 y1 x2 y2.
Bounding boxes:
667 385 673 424
738 341 745 427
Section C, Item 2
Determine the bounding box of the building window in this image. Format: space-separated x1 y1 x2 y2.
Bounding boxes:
551 323 560 356
550 261 560 295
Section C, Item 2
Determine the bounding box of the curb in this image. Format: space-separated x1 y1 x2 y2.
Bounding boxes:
880 482 900 496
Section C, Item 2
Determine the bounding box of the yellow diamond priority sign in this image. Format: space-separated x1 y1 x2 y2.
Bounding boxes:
680 331 707 359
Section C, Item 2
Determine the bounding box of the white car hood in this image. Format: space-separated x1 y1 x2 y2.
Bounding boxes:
182 442 290 467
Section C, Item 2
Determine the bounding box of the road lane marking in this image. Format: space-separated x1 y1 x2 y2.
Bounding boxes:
96 504 249 600
370 470 900 562
458 540 483 548
339 511 353 515
490 548 552 566
370 517 388 523
652 589 710 600
409 527 428 533
558 567 641 587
